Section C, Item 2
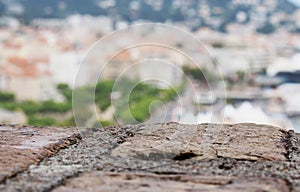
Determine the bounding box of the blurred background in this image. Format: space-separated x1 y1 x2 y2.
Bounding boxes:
0 0 300 131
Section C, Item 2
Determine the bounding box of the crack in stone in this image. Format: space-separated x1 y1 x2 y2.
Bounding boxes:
172 151 198 161
1 123 299 191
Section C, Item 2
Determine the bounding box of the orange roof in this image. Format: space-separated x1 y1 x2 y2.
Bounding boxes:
110 51 131 61
2 56 51 78
3 41 22 49
32 57 50 64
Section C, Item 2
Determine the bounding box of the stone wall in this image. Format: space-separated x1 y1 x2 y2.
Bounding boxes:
0 123 299 191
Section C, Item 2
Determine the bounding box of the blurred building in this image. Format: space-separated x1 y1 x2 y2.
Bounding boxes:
49 51 85 87
0 108 26 124
0 57 63 102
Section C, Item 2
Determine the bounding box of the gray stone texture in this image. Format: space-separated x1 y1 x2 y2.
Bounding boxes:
0 123 299 191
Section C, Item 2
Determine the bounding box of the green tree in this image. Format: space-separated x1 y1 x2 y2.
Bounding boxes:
95 80 115 111
0 91 15 102
57 83 72 101
182 66 216 83
257 22 275 34
19 101 41 114
39 100 71 113
28 115 57 126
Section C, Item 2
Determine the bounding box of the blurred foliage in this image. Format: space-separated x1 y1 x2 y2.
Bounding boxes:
17 100 72 114
182 65 217 83
0 79 183 127
40 100 72 113
0 86 73 126
57 83 72 101
236 71 246 82
18 101 41 114
211 42 224 48
129 95 156 122
99 120 114 127
256 22 275 34
0 91 15 102
0 102 18 111
117 81 181 123
28 115 57 127
67 86 93 126
95 80 114 111
57 116 76 127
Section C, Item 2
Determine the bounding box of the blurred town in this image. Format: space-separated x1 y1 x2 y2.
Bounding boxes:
0 0 300 132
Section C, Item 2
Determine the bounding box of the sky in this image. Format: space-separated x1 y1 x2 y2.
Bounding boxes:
289 0 300 6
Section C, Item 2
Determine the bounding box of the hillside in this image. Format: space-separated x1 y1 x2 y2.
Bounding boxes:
0 0 298 32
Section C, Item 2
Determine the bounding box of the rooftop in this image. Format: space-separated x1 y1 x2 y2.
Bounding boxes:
2 56 51 78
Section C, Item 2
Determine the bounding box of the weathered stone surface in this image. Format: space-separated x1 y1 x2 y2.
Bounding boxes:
111 123 287 161
53 172 290 192
0 125 81 183
0 123 299 192
286 130 300 162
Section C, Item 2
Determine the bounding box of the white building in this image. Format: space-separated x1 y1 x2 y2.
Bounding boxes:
0 109 26 124
49 51 85 88
267 54 300 76
0 57 63 102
